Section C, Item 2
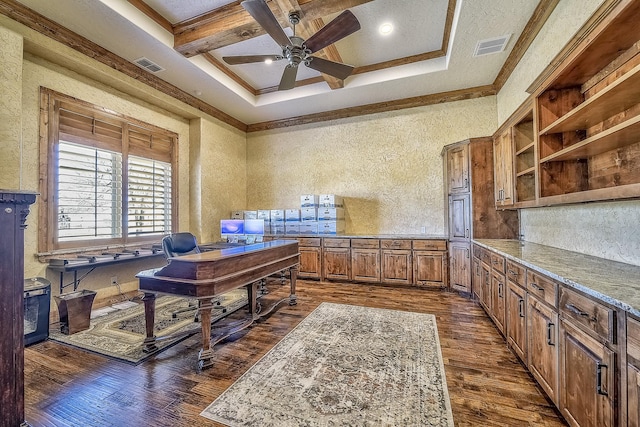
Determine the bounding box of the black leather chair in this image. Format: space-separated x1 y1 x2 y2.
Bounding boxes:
161 232 225 320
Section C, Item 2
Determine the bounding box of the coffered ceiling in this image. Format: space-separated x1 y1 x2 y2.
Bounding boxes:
5 0 557 130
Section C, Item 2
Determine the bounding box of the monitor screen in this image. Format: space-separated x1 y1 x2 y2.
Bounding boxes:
244 219 265 235
220 219 244 235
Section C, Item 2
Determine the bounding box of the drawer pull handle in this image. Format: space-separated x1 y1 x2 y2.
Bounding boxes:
518 299 525 318
596 363 608 396
530 283 544 292
546 322 555 346
498 282 503 298
508 269 519 276
565 303 597 322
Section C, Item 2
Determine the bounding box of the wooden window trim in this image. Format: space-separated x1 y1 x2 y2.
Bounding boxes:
38 87 179 254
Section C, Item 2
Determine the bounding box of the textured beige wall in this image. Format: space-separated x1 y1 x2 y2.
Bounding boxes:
497 0 640 267
0 26 23 189
247 97 498 235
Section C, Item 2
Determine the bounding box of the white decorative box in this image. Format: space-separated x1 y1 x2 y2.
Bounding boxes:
285 223 300 235
257 210 271 220
285 209 301 221
230 210 243 219
300 194 319 207
300 207 317 221
270 224 285 235
318 194 343 207
317 207 345 221
243 210 258 219
317 220 345 234
299 222 318 234
270 209 285 222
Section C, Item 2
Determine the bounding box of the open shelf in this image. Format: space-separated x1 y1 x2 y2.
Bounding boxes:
540 114 640 163
540 63 640 135
516 167 535 177
515 142 534 156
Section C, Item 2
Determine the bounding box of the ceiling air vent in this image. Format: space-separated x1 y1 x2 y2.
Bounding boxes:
473 35 511 57
133 57 165 73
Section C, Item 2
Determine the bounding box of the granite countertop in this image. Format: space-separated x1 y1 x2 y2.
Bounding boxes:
268 234 448 240
474 239 640 318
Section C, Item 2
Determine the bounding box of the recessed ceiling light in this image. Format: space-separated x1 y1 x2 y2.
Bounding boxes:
379 22 393 36
265 58 273 65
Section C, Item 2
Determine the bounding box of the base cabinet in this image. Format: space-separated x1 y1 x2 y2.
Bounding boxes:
322 246 351 281
527 294 558 405
449 242 471 293
491 271 506 334
414 251 446 288
559 319 616 427
351 248 381 283
381 249 412 285
297 238 322 279
627 316 640 427
507 280 528 363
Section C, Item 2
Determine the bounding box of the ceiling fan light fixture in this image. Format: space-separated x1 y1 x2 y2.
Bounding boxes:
265 58 273 64
379 22 393 35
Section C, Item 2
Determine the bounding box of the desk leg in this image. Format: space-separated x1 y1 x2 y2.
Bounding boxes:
289 265 298 306
248 281 259 319
142 292 157 353
197 298 214 370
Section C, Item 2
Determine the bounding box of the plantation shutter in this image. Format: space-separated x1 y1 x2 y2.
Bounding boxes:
128 155 172 236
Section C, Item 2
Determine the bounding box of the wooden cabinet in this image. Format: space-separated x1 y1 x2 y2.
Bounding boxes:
528 294 559 405
448 193 470 241
472 255 482 301
380 239 412 285
412 240 447 288
351 239 380 283
447 143 469 194
490 270 506 334
480 261 492 312
559 319 616 427
322 238 350 281
513 108 536 204
449 241 471 293
507 280 528 362
493 128 514 207
0 191 37 427
297 237 322 279
627 316 640 427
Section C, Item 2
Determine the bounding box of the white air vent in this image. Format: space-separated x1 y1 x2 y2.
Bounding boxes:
473 35 511 57
133 57 165 73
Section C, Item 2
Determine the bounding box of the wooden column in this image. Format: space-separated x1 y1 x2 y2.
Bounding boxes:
0 190 37 427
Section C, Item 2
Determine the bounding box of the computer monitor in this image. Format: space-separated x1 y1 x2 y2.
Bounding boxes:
220 219 244 239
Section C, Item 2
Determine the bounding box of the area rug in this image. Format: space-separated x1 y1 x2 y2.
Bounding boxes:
201 302 454 426
49 288 248 364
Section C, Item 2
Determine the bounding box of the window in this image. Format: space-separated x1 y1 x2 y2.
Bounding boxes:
39 88 178 252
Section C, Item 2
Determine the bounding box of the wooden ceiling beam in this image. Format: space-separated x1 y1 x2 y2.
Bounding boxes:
173 0 372 57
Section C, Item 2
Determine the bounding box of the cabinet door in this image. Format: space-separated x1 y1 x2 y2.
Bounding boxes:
560 320 615 427
528 294 558 405
480 263 492 312
323 247 351 281
381 249 412 285
298 246 322 279
447 143 470 193
627 316 640 427
506 281 527 363
491 271 506 334
449 242 471 293
448 193 470 241
413 250 446 288
351 249 380 283
494 129 514 207
472 258 482 301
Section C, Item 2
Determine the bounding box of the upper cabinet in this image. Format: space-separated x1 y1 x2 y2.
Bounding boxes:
447 144 470 194
494 128 515 207
494 0 640 208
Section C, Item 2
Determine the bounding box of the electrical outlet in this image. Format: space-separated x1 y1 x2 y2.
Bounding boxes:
421 226 426 234
110 276 118 285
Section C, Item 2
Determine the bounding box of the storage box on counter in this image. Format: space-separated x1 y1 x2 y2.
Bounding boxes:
299 221 318 234
285 209 301 222
300 207 317 221
317 220 345 234
230 210 243 219
257 210 271 221
317 207 345 221
285 222 300 235
270 223 285 235
318 194 343 207
300 194 319 207
243 210 258 219
270 209 285 222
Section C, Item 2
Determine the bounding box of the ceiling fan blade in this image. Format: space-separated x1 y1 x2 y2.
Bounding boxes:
223 54 283 65
241 0 291 48
307 56 354 80
304 10 361 54
279 65 299 91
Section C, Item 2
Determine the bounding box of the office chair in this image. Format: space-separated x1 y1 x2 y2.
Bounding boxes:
162 232 225 320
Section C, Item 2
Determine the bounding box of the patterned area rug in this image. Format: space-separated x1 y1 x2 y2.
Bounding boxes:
49 288 248 364
201 302 454 426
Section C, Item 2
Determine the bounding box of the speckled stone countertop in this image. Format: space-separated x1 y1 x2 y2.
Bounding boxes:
474 239 640 318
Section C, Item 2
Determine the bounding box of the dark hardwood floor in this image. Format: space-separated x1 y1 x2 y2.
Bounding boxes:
24 280 566 426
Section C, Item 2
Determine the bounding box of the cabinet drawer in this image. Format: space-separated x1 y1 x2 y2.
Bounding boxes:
490 253 505 274
413 240 446 251
481 249 492 266
527 270 558 308
323 238 350 248
473 244 483 260
352 239 379 249
298 237 321 247
559 286 615 343
381 239 411 250
506 260 526 288
628 316 640 361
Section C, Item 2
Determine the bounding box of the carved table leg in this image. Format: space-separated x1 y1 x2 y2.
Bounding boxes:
197 298 214 370
248 281 259 319
142 292 157 353
289 265 298 306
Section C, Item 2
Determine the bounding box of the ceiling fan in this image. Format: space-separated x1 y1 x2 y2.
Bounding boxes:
223 0 361 91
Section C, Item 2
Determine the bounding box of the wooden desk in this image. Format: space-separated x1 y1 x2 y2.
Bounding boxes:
136 240 299 369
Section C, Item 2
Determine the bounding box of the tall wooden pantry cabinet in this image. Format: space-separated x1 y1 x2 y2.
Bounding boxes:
442 137 518 294
0 190 37 427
